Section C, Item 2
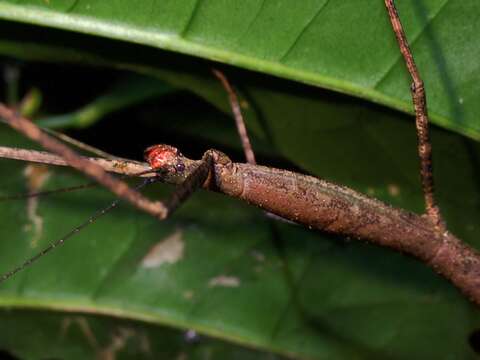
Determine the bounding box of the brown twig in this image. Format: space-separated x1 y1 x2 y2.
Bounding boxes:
212 69 257 165
384 0 444 231
0 104 168 219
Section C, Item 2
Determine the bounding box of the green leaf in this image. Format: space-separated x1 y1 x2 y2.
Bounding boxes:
0 0 479 139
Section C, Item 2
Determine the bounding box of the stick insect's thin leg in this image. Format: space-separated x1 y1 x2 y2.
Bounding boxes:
384 0 444 231
0 103 168 220
212 70 298 226
42 128 119 160
212 69 257 165
163 153 213 214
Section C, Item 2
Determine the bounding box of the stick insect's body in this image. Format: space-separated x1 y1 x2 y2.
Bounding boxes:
1 142 478 302
0 0 479 308
145 145 480 305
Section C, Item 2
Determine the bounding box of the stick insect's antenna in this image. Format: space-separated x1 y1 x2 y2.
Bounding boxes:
0 175 157 284
0 182 98 201
384 0 444 231
42 127 119 160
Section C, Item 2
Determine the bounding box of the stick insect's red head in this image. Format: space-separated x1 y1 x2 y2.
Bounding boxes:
144 144 185 174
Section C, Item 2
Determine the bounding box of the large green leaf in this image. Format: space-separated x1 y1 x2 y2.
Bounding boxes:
0 1 479 358
0 0 479 139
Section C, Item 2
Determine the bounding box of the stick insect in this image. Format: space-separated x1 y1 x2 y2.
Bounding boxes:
0 0 479 310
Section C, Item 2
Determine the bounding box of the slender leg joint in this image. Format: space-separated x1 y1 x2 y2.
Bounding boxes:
384 0 445 232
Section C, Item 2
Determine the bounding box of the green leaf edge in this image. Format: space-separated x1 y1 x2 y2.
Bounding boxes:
0 296 296 358
0 3 477 141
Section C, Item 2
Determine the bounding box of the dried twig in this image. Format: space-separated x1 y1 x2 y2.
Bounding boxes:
384 0 444 231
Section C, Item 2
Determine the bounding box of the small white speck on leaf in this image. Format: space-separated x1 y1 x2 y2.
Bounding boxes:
387 184 400 197
208 275 240 288
251 250 265 262
240 99 250 110
141 229 184 268
183 290 194 300
23 164 51 247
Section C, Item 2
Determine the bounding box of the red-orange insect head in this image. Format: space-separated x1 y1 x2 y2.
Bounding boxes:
144 144 185 173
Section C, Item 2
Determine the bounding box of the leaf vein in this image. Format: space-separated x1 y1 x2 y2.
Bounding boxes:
278 0 331 63
373 0 449 90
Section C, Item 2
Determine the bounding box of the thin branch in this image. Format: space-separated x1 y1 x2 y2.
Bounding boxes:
0 104 167 219
384 0 444 230
212 69 257 165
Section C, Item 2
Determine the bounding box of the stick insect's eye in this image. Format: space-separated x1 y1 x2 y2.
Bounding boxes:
175 163 185 172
